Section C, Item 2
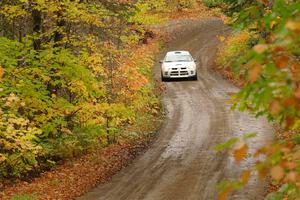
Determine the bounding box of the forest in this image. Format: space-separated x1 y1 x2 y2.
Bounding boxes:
0 0 214 199
2 0 300 200
0 0 200 179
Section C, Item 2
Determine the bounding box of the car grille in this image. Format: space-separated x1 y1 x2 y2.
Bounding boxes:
170 71 179 76
180 71 188 75
170 67 189 77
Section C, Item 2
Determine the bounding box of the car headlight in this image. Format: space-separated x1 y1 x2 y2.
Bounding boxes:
187 65 196 70
163 66 171 71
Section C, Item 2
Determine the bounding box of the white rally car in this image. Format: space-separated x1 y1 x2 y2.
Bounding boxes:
160 51 197 82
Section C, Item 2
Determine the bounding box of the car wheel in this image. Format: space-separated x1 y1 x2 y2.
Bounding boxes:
192 73 198 81
161 73 168 82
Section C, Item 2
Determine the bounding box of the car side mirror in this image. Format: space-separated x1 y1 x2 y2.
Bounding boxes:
159 60 163 64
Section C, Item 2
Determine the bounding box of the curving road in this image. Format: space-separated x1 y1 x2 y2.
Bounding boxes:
78 19 273 200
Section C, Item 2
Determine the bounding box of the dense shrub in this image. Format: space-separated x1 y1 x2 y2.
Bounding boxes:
202 0 223 8
202 0 256 15
216 30 255 71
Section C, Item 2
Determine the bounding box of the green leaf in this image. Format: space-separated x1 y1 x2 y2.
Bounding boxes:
215 138 239 151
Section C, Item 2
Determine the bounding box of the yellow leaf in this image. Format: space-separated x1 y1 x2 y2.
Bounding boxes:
218 35 226 42
233 142 248 162
0 154 7 162
270 165 284 181
270 20 276 29
61 127 72 134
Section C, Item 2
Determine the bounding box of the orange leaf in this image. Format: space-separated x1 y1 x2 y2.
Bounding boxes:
273 55 289 69
285 171 297 182
269 100 282 115
282 161 297 170
286 20 300 31
285 118 294 130
248 65 262 83
281 147 291 154
240 170 251 185
258 0 270 6
258 165 268 179
293 150 300 160
0 67 4 78
284 96 297 107
294 86 300 100
290 62 300 81
273 46 285 53
270 165 284 181
233 142 248 162
254 147 268 157
253 44 268 54
218 187 232 200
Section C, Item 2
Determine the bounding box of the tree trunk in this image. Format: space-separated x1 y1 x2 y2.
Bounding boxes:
54 17 65 47
32 8 42 50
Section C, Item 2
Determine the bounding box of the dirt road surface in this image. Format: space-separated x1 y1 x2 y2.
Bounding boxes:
78 19 273 200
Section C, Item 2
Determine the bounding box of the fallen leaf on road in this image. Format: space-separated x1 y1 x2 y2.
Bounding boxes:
240 170 251 185
233 142 248 162
218 35 226 42
218 187 232 200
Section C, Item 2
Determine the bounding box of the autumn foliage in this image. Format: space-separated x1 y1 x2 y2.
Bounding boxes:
214 0 300 199
0 0 190 180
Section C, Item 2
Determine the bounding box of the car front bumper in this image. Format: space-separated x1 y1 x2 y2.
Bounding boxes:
162 69 196 78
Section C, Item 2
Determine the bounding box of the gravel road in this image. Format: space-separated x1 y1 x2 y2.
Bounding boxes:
78 18 273 200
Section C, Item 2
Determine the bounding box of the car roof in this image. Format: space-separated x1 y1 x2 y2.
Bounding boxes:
166 51 191 56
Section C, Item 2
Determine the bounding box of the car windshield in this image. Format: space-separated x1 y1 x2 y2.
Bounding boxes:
164 54 193 62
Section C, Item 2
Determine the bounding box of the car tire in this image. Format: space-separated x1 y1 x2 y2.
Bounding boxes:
192 73 198 81
161 73 168 82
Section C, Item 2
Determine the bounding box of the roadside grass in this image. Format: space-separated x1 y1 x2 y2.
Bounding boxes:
10 194 37 200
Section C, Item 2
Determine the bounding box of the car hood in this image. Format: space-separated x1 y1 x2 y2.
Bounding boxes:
162 62 194 68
